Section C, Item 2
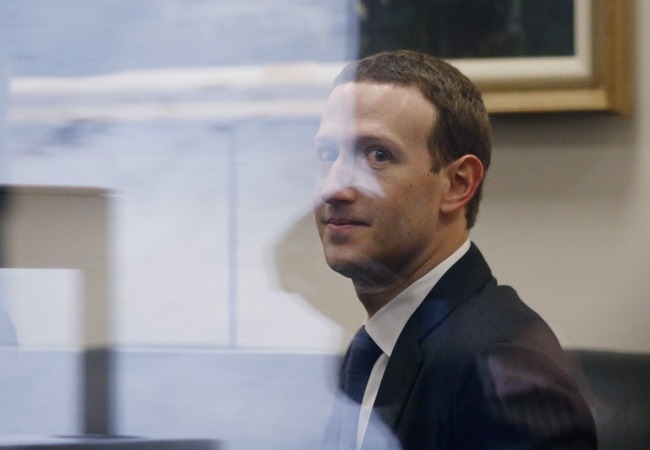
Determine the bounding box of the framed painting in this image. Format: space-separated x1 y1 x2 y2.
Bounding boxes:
358 0 632 114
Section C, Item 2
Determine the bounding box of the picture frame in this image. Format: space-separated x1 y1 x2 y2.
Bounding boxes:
359 0 632 115
453 0 633 115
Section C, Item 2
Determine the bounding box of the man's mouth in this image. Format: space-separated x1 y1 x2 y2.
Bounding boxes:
325 217 368 228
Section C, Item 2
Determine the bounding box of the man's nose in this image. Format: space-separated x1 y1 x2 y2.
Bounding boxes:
319 157 358 204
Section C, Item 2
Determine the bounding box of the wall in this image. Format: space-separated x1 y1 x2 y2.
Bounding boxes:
472 2 649 352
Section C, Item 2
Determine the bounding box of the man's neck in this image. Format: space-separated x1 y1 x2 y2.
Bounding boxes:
354 230 470 317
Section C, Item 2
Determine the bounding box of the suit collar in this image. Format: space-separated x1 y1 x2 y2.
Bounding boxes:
371 243 493 430
427 242 493 302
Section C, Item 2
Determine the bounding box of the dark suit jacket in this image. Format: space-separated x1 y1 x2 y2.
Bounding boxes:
332 243 597 450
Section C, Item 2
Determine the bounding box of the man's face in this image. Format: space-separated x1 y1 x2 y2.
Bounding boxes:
314 82 449 286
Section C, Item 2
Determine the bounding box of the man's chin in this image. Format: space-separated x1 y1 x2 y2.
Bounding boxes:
325 253 369 279
326 259 357 279
326 256 396 287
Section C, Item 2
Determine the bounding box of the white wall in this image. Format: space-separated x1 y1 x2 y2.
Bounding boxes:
470 1 649 352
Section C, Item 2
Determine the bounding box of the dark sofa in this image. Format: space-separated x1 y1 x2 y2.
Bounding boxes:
572 350 650 450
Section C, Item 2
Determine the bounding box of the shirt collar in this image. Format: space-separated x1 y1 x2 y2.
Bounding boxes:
365 239 471 357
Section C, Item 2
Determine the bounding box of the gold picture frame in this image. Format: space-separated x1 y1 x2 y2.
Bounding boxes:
447 0 632 115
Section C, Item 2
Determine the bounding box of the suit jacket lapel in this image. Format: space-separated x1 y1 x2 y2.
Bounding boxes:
371 243 494 432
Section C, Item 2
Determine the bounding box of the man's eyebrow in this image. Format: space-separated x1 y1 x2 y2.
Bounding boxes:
354 133 400 148
314 133 399 149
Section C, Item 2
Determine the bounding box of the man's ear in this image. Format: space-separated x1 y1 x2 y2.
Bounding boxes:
440 155 484 215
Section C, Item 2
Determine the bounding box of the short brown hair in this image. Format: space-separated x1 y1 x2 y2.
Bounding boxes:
334 50 491 229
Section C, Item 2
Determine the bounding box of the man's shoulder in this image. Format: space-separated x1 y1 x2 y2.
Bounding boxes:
459 280 547 336
417 279 563 366
412 243 565 366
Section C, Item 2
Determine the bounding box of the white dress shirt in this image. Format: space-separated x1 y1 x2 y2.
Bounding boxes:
355 239 471 449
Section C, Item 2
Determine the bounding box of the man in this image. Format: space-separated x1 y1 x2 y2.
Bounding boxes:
314 50 596 449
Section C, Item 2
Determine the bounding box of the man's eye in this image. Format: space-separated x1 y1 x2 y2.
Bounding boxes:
317 148 338 163
367 147 391 163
